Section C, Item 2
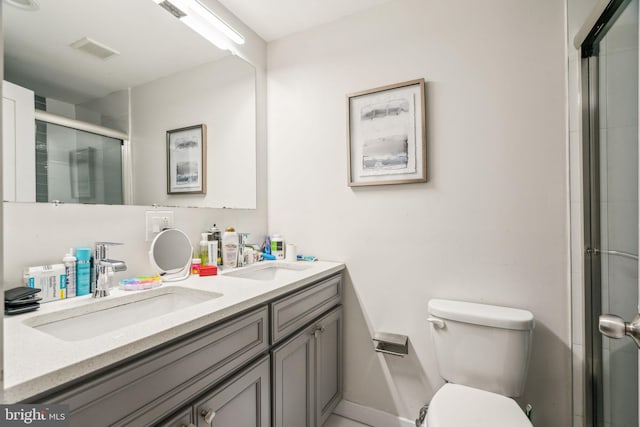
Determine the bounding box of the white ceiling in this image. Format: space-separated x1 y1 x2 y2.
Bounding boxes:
3 0 392 104
217 0 394 42
3 0 229 104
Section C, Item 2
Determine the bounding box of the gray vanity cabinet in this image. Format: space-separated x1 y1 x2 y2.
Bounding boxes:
272 306 343 427
28 270 343 427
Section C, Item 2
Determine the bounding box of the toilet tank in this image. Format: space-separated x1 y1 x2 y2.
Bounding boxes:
427 299 535 397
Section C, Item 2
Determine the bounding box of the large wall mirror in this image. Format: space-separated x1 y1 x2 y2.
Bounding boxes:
3 0 257 209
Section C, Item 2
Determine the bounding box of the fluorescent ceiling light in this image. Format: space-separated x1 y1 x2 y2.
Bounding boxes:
4 0 39 11
153 0 245 51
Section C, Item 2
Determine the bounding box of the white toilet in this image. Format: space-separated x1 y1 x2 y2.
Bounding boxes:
425 299 535 427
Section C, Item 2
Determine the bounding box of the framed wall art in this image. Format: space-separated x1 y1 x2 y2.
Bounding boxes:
346 78 426 187
166 124 207 194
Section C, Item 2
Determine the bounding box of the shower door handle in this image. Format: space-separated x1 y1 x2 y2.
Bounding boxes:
599 313 640 348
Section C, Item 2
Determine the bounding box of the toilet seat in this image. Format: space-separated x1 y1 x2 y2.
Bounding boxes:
426 383 533 427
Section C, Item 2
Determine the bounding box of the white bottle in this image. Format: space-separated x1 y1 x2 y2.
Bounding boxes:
222 227 239 268
62 249 77 298
208 238 218 266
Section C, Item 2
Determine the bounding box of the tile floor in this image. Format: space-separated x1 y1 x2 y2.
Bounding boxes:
324 414 371 427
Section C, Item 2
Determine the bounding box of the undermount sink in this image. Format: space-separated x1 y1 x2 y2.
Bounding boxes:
223 262 312 281
25 287 222 342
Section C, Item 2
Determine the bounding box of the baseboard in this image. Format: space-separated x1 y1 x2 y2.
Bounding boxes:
333 400 416 427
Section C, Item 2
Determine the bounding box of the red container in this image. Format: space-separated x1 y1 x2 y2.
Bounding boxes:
199 265 218 276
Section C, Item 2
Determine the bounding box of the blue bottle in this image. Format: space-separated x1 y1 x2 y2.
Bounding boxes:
76 248 92 296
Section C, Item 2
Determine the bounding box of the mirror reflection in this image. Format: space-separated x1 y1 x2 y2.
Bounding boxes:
3 0 257 209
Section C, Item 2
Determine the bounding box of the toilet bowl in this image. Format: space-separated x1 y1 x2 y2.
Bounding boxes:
425 299 535 427
425 384 532 426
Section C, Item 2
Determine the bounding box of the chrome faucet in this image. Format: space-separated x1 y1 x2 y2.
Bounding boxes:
94 242 127 298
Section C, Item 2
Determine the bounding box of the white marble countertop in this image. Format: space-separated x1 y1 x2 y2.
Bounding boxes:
3 260 345 403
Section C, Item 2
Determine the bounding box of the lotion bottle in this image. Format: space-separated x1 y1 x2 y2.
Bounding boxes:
222 227 239 268
62 249 76 298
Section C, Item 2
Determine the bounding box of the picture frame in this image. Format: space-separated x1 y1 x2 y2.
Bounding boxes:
346 78 426 187
166 124 207 195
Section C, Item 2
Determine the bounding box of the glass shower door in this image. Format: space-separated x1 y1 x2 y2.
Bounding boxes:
582 0 639 425
597 2 639 423
35 120 124 205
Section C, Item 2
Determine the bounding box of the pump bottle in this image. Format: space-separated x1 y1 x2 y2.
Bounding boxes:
62 249 76 298
222 227 239 268
200 233 209 266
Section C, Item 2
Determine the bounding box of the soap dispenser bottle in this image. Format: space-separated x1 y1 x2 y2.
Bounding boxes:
200 233 209 266
222 227 239 268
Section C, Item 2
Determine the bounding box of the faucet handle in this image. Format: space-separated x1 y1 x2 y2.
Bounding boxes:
95 241 123 247
95 242 123 259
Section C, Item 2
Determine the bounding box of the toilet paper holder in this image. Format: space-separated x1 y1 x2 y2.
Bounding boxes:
373 332 408 357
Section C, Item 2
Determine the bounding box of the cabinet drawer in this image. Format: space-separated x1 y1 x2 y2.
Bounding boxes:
156 407 193 427
271 274 342 344
43 306 268 427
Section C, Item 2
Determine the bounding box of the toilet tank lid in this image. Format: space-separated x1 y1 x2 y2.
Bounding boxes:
428 299 535 331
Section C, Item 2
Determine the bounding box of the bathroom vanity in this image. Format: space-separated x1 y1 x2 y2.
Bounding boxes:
4 261 344 427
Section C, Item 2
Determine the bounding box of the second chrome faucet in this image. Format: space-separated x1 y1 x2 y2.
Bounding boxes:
94 242 127 298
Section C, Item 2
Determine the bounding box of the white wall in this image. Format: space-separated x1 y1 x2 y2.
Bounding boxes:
79 89 129 133
267 0 571 425
131 56 256 209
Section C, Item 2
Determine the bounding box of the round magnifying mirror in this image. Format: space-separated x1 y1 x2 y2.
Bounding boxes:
149 228 193 282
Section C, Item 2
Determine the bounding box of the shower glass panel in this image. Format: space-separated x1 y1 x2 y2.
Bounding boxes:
584 0 639 425
35 120 124 205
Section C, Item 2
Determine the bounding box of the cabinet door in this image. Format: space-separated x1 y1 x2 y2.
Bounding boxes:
272 305 343 427
315 306 343 427
272 323 315 427
194 356 270 427
2 80 35 202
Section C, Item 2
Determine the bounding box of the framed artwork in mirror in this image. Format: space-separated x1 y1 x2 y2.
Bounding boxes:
166 124 207 194
346 78 427 187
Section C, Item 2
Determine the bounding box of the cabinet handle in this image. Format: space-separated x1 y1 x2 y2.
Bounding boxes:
311 325 325 339
200 408 216 425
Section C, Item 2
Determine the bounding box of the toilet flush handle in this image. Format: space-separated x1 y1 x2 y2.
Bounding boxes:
427 317 445 329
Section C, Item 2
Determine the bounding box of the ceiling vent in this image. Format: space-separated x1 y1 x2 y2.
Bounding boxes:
69 37 120 60
158 0 187 19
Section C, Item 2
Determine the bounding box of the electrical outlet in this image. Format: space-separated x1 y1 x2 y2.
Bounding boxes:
145 211 174 241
